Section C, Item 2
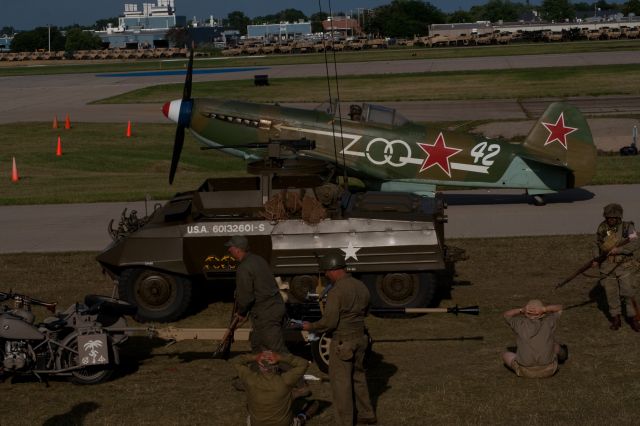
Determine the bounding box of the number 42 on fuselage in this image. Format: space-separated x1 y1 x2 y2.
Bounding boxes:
163 96 596 201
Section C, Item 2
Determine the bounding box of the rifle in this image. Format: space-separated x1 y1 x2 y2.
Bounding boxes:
213 304 242 359
555 236 632 289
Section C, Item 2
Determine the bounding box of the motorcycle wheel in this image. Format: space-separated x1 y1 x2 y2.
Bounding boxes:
60 334 116 385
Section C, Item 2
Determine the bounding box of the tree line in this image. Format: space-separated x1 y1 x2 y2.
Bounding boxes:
5 1 640 52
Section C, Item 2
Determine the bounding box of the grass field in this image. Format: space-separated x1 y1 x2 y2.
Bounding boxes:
1 235 640 425
97 63 640 104
1 122 639 206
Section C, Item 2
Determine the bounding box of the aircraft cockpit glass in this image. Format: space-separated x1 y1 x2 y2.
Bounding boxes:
339 103 407 127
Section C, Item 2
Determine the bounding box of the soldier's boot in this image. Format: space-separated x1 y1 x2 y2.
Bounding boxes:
557 344 569 364
609 315 622 331
626 316 640 332
294 400 320 425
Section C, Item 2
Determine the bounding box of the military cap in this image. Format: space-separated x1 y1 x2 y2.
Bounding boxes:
224 235 249 250
603 203 623 218
318 249 347 271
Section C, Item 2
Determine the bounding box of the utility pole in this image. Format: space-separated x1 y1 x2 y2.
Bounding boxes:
48 24 51 52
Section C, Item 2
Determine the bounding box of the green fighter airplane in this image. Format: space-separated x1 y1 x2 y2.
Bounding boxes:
162 52 596 204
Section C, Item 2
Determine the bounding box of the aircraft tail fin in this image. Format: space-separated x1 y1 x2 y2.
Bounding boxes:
521 102 596 187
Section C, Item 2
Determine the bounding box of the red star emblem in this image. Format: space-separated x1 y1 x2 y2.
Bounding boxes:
542 112 578 150
417 132 462 177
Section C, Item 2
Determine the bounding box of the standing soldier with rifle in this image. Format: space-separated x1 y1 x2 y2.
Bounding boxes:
593 203 640 331
225 235 288 354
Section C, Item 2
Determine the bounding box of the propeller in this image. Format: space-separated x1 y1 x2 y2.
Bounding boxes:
168 41 194 184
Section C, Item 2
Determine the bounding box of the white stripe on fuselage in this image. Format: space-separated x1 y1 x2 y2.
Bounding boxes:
271 124 489 174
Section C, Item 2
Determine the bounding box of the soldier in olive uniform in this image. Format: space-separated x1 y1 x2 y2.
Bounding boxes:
226 235 288 353
502 299 568 378
302 249 376 426
592 203 640 331
233 351 310 426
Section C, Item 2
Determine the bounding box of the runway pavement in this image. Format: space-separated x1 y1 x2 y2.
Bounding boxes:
1 185 639 253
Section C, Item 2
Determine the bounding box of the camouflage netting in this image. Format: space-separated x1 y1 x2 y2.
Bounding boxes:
301 195 327 224
261 189 327 224
261 193 287 221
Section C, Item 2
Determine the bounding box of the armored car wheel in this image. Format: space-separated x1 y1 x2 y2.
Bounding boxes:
363 272 437 311
118 269 192 323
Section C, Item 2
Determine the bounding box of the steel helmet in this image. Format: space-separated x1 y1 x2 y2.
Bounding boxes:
603 203 623 218
318 249 346 271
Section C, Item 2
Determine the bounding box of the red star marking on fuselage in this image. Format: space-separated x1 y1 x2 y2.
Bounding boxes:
417 132 462 177
541 112 578 150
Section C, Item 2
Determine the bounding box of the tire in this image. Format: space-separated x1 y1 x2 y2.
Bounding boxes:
310 333 331 374
118 269 192 323
310 331 373 374
59 334 116 385
288 275 317 303
363 272 437 310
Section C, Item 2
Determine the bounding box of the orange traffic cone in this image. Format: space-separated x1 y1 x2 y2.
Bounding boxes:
11 156 19 182
126 120 132 137
52 115 58 129
56 136 63 156
64 113 71 130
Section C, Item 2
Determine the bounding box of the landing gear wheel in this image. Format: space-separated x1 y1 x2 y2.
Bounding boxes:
59 334 115 385
118 269 192 323
532 195 546 206
363 272 437 311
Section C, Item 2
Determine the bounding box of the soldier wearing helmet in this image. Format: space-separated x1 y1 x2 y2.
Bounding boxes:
302 249 376 426
225 235 288 354
592 204 640 331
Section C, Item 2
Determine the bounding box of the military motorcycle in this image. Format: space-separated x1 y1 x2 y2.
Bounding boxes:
0 290 136 385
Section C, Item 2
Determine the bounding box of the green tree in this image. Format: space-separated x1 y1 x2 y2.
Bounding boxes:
278 8 306 23
226 11 251 35
64 27 103 50
482 0 521 22
10 26 65 52
166 27 189 48
448 9 474 23
623 0 640 14
1 26 15 36
310 12 329 33
93 17 119 31
365 0 445 38
540 0 576 22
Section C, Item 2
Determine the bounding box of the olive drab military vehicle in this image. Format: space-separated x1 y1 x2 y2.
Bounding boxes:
97 166 455 322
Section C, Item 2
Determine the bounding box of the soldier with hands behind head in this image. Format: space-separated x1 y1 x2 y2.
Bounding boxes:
302 249 376 426
592 203 640 331
233 350 311 426
502 300 568 378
